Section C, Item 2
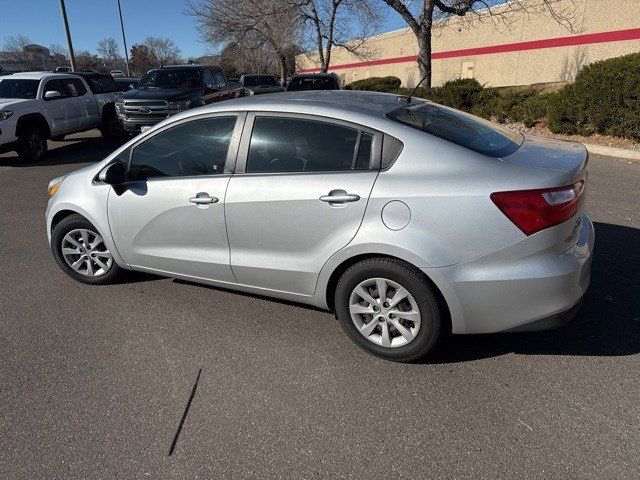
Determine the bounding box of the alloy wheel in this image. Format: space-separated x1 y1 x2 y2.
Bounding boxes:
349 277 421 348
61 229 113 277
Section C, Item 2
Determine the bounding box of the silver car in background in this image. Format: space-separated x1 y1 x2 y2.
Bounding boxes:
46 91 593 362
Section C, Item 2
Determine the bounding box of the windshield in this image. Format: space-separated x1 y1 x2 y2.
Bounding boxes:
244 76 280 87
138 69 201 89
0 79 40 99
287 77 338 91
387 101 523 158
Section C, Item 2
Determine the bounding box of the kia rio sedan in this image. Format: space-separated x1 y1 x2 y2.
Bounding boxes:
46 91 593 362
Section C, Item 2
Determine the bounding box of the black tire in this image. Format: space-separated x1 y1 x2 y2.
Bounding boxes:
51 214 125 285
16 124 48 162
334 258 443 362
99 106 120 140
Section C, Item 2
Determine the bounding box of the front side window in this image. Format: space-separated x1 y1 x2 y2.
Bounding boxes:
203 69 216 89
0 79 39 99
129 116 237 180
246 117 372 173
386 101 523 158
43 80 68 100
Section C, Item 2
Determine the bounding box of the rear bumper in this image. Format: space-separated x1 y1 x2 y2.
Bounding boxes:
503 297 583 332
425 213 594 334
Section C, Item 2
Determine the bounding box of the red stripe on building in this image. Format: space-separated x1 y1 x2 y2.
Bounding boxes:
297 28 640 73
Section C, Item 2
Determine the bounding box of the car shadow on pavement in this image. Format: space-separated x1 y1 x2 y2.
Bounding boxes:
427 222 640 363
0 136 128 167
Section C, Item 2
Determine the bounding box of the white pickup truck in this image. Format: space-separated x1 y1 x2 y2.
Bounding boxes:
0 72 120 161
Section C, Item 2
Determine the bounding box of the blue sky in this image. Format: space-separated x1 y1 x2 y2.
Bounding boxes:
0 0 505 58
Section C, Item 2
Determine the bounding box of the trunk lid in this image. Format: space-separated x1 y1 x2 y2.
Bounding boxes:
499 136 588 180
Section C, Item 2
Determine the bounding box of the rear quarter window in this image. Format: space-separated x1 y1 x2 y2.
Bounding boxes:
386 101 523 158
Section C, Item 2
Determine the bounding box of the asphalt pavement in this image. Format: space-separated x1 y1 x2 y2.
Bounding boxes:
1 131 639 479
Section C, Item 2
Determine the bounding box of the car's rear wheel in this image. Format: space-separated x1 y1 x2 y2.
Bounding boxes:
51 214 124 285
334 258 443 362
16 125 48 162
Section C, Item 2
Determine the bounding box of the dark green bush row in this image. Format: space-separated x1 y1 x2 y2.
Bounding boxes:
547 53 640 140
344 76 401 92
346 53 640 140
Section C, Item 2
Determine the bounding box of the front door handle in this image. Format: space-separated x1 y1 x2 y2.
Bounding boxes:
189 193 219 205
319 190 361 204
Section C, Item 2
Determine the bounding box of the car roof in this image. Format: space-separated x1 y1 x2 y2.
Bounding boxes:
2 72 81 81
291 73 337 78
159 64 218 70
200 90 409 122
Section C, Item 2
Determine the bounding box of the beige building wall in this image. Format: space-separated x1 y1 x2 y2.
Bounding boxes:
296 0 640 87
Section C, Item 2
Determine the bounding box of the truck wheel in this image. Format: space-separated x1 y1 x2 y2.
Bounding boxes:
100 107 120 140
16 125 48 162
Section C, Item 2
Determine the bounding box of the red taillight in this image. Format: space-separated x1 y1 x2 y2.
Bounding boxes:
491 180 585 235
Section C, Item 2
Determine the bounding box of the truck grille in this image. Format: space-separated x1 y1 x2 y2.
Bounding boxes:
121 99 180 123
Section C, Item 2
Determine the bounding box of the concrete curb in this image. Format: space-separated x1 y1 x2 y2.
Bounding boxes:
583 143 640 161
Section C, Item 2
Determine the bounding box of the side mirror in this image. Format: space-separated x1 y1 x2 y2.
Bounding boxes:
128 83 135 90
98 161 126 185
44 90 62 99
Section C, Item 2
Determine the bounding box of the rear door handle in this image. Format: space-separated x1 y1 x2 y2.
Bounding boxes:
189 193 218 205
319 190 360 204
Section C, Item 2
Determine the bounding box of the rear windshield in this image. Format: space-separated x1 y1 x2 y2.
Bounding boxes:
387 101 523 158
287 77 338 91
244 76 279 87
0 79 39 99
138 69 201 89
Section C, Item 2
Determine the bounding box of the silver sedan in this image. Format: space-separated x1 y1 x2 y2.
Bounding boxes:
46 91 593 362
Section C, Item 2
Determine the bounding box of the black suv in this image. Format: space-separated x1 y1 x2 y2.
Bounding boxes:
115 65 244 132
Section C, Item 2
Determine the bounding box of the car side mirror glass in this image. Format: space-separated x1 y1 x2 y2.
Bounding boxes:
44 90 62 99
98 161 127 185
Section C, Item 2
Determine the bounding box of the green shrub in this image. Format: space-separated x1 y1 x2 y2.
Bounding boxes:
429 78 484 111
549 53 640 140
344 76 401 92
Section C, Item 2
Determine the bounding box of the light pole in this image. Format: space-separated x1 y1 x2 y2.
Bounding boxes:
116 0 131 77
58 0 76 71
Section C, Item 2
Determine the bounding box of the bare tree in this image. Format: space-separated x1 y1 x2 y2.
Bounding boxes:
49 44 69 69
75 51 101 72
294 0 380 73
382 0 578 87
96 37 122 70
186 0 300 82
2 35 33 70
143 37 181 67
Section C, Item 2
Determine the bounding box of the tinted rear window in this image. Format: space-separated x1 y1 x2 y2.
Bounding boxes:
287 77 338 91
387 102 523 158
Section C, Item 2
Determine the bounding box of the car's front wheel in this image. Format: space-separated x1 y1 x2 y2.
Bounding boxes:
51 214 124 285
335 258 443 362
16 125 48 162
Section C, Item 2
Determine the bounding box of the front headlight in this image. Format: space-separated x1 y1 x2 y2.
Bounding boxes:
0 110 13 121
48 175 66 197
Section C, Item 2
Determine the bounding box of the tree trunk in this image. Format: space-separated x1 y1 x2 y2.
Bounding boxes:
416 27 432 88
278 52 288 85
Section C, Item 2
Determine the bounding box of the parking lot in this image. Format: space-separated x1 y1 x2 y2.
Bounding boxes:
1 131 639 479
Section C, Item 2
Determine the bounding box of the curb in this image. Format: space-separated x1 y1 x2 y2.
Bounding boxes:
583 143 640 161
